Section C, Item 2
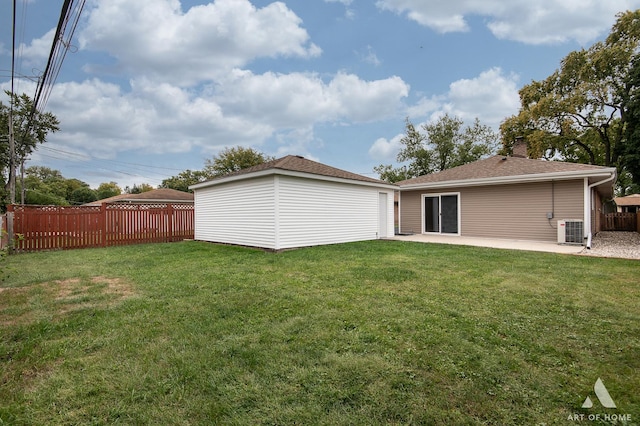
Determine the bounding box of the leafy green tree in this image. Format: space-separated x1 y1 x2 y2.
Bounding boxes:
160 169 208 193
24 189 67 206
203 147 274 177
96 182 122 199
69 187 97 204
500 10 640 175
374 115 497 183
64 179 91 200
15 166 99 205
22 166 68 204
623 54 640 188
616 168 640 196
1 91 59 207
372 164 415 184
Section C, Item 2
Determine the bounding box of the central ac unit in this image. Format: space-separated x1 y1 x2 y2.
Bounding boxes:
558 219 584 244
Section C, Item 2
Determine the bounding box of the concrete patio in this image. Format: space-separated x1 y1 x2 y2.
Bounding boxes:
390 233 585 255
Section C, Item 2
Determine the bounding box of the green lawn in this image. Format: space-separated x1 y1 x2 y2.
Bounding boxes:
1 240 638 425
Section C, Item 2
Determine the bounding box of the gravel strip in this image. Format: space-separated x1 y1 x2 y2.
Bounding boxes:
579 231 640 260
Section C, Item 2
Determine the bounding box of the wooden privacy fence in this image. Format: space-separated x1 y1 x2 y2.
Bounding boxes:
7 203 194 252
601 212 638 232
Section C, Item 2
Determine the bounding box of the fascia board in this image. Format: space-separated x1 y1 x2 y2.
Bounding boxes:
398 169 616 191
189 169 275 190
190 169 398 191
275 169 398 190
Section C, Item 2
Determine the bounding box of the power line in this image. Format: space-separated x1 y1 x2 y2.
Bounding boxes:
39 146 186 172
34 152 165 186
19 0 85 118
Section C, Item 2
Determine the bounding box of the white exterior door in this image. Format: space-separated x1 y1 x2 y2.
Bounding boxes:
379 192 388 238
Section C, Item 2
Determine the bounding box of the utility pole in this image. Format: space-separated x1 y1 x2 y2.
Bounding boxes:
7 109 16 252
7 0 16 251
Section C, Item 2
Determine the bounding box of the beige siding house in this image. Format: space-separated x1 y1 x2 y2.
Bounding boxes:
397 154 616 243
190 156 396 250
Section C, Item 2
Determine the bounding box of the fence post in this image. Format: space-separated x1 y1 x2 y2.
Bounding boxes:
6 204 15 253
167 204 174 242
101 203 107 247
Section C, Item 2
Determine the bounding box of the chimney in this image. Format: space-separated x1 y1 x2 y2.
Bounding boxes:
512 137 528 158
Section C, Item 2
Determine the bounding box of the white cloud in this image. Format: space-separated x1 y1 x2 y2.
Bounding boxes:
446 67 520 125
272 127 320 159
5 1 410 175
406 96 443 119
324 0 353 4
358 45 382 66
217 70 409 127
369 67 520 161
44 78 273 159
80 0 321 85
324 0 355 18
407 67 519 128
368 134 404 162
38 68 408 162
16 27 55 63
375 0 640 44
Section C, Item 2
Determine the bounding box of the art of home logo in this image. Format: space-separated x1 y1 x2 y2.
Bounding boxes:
567 378 632 422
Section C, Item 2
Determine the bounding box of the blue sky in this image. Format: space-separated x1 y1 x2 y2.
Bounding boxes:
2 0 640 189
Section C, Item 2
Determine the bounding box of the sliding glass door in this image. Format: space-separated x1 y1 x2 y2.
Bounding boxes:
423 194 459 234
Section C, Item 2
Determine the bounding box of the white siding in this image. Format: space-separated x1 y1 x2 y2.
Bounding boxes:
194 176 277 249
276 176 391 249
194 173 395 250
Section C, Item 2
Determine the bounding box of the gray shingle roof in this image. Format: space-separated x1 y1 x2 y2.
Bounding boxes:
203 155 390 185
396 155 613 186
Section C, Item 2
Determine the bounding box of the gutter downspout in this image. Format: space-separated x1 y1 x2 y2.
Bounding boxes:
585 171 617 249
396 189 401 235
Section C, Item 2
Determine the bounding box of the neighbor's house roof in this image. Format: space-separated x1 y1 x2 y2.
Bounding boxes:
396 155 617 196
614 193 640 207
85 188 194 206
190 155 397 190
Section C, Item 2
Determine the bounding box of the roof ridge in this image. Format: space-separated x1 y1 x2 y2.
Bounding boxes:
396 155 615 187
194 154 394 187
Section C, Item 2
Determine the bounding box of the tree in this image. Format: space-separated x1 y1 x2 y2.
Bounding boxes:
64 179 91 201
125 183 154 194
623 54 640 189
160 169 208 193
374 115 498 183
15 166 101 205
69 187 97 204
500 10 640 177
203 147 274 177
372 164 415 184
0 91 59 207
96 182 122 199
21 166 69 205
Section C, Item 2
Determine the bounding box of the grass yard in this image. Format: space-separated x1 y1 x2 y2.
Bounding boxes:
1 240 639 425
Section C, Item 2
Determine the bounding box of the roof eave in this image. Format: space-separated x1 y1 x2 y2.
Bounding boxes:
190 168 397 190
398 168 616 191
